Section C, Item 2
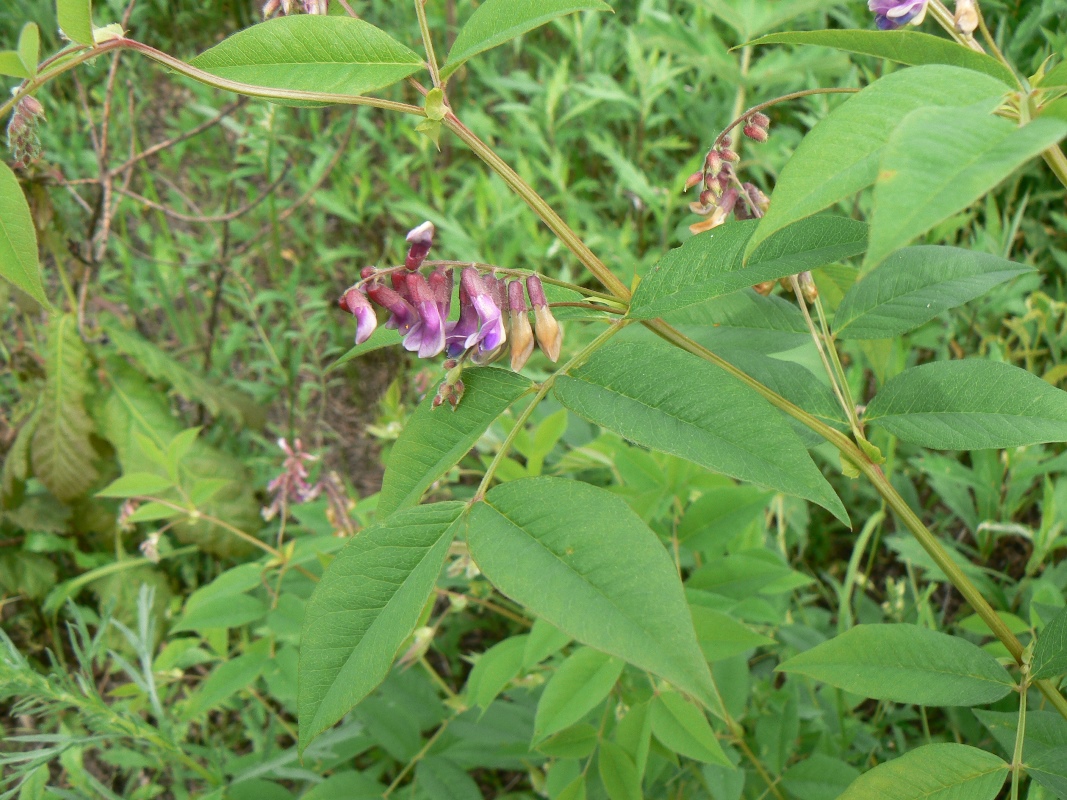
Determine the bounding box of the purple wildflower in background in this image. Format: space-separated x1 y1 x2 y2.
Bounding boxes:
869 0 927 29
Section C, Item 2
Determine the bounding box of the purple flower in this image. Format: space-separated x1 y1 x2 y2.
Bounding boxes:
367 282 419 335
446 269 505 355
338 284 378 344
405 221 435 271
445 281 479 357
869 0 927 29
402 273 446 358
428 265 453 320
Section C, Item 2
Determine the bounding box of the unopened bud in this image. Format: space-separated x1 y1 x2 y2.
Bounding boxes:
404 220 435 271
743 123 768 143
704 150 723 176
718 187 740 215
752 280 776 296
508 281 534 371
749 112 770 129
526 275 562 363
698 189 717 207
954 0 978 33
684 171 703 191
798 271 818 304
720 148 740 163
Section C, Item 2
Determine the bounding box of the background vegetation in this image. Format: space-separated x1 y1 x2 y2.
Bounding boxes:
2 0 1067 798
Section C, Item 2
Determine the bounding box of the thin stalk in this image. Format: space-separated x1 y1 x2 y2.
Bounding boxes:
975 1 1009 65
473 321 628 499
712 88 858 150
442 113 632 300
1011 666 1030 800
414 0 443 89
383 717 454 797
813 294 860 429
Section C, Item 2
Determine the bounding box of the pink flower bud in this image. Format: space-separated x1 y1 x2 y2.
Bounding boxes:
684 171 703 191
508 281 534 371
404 220 435 271
526 275 562 363
720 148 740 163
338 285 378 344
743 123 768 143
705 150 723 176
749 112 770 128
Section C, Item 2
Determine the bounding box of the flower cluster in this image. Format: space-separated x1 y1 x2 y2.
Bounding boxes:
869 0 928 30
262 0 326 17
6 96 45 169
338 222 563 407
685 115 771 235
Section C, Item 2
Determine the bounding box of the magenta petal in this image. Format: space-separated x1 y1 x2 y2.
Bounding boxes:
473 294 505 351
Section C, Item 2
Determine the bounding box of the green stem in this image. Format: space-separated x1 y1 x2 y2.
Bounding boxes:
415 0 443 89
473 321 628 500
383 716 454 797
442 113 632 300
789 276 856 432
1011 665 1030 800
812 292 864 436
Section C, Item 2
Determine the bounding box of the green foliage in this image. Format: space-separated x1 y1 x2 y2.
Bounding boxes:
0 161 47 307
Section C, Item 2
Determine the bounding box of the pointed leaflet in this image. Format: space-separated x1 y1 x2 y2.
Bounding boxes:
534 647 624 740
57 0 94 46
18 23 39 76
650 691 731 766
745 66 1010 259
865 108 1067 267
628 216 866 320
748 30 1015 86
838 744 1007 800
190 16 423 98
466 478 724 716
1030 607 1067 681
298 502 465 751
378 368 531 518
778 624 1014 706
864 360 1067 450
833 246 1033 339
0 161 49 308
553 340 848 523
442 0 612 80
31 315 99 502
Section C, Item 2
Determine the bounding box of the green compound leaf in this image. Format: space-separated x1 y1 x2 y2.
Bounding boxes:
629 216 867 320
0 161 49 309
833 246 1033 339
554 340 848 524
838 743 1007 799
778 623 1014 706
864 360 1067 450
534 647 624 741
443 0 612 79
748 30 1015 86
865 107 1067 268
56 0 94 46
190 16 423 98
650 690 731 766
299 502 465 752
467 478 724 717
31 315 99 503
378 367 531 518
1032 606 1067 681
745 65 1010 259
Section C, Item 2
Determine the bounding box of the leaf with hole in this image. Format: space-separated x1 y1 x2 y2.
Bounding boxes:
554 340 847 523
466 478 723 716
834 246 1033 339
778 623 1014 706
864 360 1067 450
299 502 465 752
443 0 612 79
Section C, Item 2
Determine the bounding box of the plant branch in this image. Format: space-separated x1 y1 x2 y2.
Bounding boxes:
415 0 443 89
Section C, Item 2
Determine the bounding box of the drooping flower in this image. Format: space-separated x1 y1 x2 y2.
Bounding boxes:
508 281 534 371
338 284 378 344
402 272 446 358
526 275 562 362
462 268 506 351
445 280 480 357
366 282 419 334
869 0 928 29
428 264 453 320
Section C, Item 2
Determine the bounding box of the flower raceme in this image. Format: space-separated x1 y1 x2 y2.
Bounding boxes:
337 222 564 376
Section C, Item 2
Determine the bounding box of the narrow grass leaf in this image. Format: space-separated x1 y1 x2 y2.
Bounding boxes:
443 0 612 79
778 623 1014 706
554 340 848 523
748 30 1014 85
299 502 465 751
834 246 1033 339
378 368 531 517
866 108 1067 267
534 647 623 740
190 16 423 98
466 478 723 717
628 216 866 320
838 743 1007 799
0 161 49 308
745 66 1009 258
864 360 1067 449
